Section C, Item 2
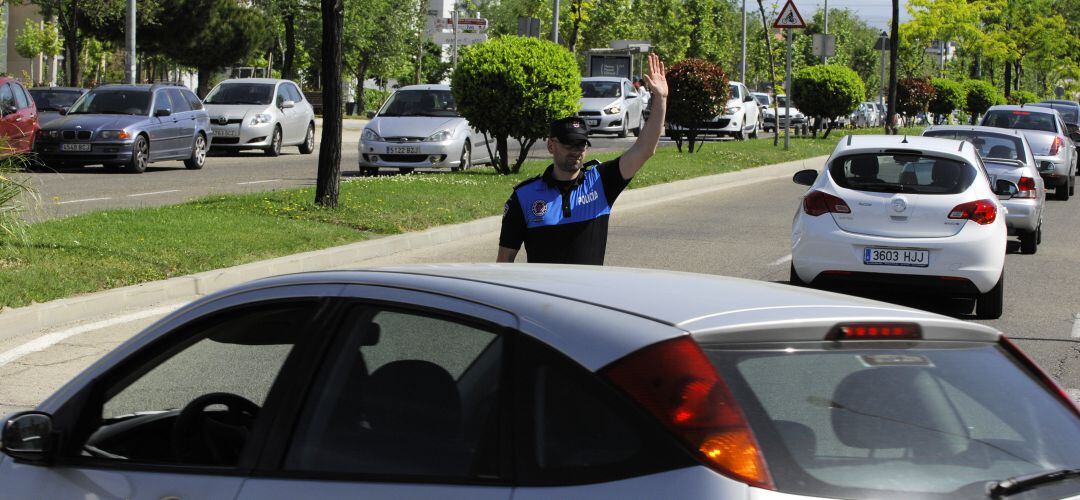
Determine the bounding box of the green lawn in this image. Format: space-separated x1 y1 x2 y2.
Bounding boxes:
0 127 921 309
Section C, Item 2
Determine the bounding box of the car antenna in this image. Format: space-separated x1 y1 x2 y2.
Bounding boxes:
901 135 908 144
847 134 852 146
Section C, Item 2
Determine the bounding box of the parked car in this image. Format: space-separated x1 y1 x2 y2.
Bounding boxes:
359 84 491 175
6 264 1080 499
981 104 1079 200
203 78 315 156
577 77 645 138
923 125 1046 254
34 83 210 173
0 77 39 154
762 94 806 133
791 135 1008 318
28 87 88 127
850 102 880 128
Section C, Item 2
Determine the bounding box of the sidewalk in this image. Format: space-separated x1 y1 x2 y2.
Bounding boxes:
314 117 369 131
0 155 828 342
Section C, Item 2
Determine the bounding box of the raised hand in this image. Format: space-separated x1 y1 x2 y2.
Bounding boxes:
643 52 668 99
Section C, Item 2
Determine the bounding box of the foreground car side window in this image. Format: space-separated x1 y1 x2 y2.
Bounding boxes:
81 301 321 467
284 305 503 480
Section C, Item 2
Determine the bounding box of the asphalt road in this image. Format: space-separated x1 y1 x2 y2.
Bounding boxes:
2 169 1078 415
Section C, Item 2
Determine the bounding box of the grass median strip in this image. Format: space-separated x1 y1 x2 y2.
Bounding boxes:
1 127 921 309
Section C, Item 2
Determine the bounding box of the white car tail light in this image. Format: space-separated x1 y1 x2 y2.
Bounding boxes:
947 199 997 225
602 337 773 489
803 190 850 217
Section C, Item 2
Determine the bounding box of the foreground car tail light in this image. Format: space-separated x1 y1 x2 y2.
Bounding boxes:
999 336 1080 418
1049 136 1063 157
803 190 850 216
602 337 773 489
947 199 997 225
1015 177 1037 199
826 322 922 340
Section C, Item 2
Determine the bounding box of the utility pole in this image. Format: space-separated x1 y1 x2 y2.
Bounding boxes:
126 0 136 84
878 31 887 108
552 0 560 43
785 27 792 150
740 0 747 83
821 0 828 63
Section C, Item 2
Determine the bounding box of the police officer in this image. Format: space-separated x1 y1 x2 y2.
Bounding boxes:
497 53 668 264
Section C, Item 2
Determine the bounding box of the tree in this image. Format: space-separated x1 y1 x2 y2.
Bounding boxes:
756 0 780 146
930 77 965 123
964 79 1004 123
29 0 85 87
791 64 865 139
896 77 935 118
666 58 729 152
452 36 580 174
1007 90 1039 104
887 0 900 134
342 0 413 112
315 0 343 207
14 20 44 83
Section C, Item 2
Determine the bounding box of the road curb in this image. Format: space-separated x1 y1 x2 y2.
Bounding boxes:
0 154 826 341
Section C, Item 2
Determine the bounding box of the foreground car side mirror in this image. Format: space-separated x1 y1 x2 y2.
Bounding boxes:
995 179 1019 198
793 169 818 186
366 111 376 119
743 94 754 103
58 107 68 116
280 100 295 109
1 411 54 462
1070 131 1080 142
154 108 172 117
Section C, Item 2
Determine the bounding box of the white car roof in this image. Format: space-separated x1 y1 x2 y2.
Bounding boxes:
396 84 451 91
217 78 293 85
986 104 1063 117
832 134 984 165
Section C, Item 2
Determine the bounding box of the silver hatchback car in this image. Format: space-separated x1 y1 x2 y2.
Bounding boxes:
203 78 316 156
4 265 1080 499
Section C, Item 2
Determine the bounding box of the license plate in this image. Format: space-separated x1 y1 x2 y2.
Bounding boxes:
863 247 929 267
212 127 238 137
60 143 91 152
387 145 419 154
587 119 599 126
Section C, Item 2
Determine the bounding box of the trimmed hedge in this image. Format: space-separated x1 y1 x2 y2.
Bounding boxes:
791 64 865 121
930 78 965 117
964 79 1005 120
666 58 729 152
1007 90 1040 105
897 77 935 116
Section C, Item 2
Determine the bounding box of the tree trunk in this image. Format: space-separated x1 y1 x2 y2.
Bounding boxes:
757 0 780 147
1003 60 1012 99
886 0 899 135
355 59 368 114
282 13 297 80
196 67 213 98
59 2 81 88
822 123 833 140
512 138 535 173
316 0 344 208
495 135 510 174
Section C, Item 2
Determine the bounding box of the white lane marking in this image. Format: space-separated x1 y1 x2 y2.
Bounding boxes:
55 197 111 205
1072 313 1080 338
127 190 180 198
771 254 792 266
0 304 183 369
237 179 280 185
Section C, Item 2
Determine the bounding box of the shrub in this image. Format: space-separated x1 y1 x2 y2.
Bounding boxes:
362 88 391 112
929 78 965 119
964 79 1005 123
1007 90 1039 105
897 77 935 117
666 58 729 153
0 149 36 241
791 64 865 138
452 36 580 174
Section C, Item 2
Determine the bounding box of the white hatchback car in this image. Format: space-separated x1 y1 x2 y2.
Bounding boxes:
577 77 646 138
5 265 1080 499
203 78 316 156
791 135 1008 318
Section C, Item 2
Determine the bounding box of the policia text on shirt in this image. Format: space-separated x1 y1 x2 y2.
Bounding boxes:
496 53 670 265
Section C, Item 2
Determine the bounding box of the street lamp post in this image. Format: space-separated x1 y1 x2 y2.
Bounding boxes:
126 0 136 84
878 31 887 108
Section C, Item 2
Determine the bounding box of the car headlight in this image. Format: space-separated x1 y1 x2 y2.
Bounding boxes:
249 113 272 125
425 130 452 142
362 128 382 141
98 130 130 140
603 104 621 115
724 106 741 115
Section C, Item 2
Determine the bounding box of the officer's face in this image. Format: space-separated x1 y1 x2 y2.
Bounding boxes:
548 138 587 174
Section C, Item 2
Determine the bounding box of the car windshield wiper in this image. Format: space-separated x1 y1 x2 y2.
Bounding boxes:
987 468 1080 497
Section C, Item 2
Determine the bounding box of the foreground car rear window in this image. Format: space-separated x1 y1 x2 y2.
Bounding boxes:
830 153 976 195
705 342 1080 499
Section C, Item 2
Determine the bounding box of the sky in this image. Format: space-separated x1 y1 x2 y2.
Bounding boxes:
756 0 914 31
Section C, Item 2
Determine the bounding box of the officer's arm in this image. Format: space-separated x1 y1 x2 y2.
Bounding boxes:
496 246 519 262
620 53 668 180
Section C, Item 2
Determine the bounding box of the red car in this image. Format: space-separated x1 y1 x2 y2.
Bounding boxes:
0 76 39 154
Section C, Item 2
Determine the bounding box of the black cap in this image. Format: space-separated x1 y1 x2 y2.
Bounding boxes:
550 116 591 146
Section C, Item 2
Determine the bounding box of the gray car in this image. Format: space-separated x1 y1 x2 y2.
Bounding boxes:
34 83 211 173
981 104 1079 200
28 87 87 126
4 265 1080 499
203 78 316 156
923 125 1046 254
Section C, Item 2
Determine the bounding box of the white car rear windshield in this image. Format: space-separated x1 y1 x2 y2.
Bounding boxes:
922 131 1028 163
829 153 976 195
982 110 1059 133
706 342 1080 499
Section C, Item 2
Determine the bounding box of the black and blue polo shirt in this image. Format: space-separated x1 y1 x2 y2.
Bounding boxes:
499 157 631 265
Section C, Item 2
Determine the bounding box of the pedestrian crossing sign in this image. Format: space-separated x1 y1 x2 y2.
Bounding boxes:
773 0 806 29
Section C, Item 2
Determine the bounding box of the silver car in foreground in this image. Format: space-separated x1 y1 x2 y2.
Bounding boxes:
4 265 1080 499
203 78 316 156
981 104 1078 200
359 84 491 175
924 125 1046 254
577 77 646 138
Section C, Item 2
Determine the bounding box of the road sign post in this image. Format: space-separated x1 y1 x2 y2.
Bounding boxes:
774 0 805 151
